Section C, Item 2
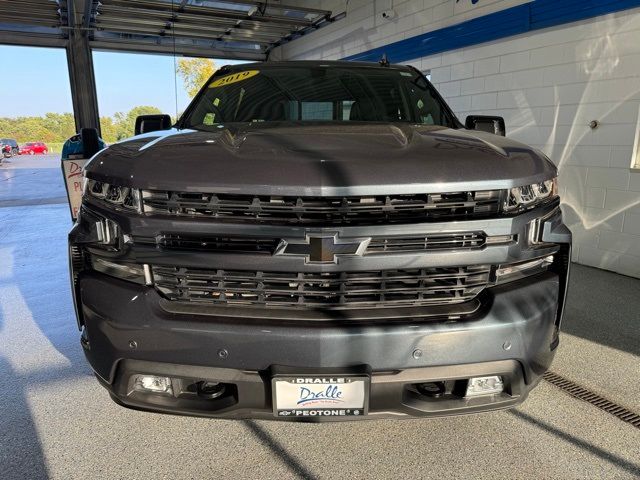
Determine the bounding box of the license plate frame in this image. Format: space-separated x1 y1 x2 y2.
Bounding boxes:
272 375 370 418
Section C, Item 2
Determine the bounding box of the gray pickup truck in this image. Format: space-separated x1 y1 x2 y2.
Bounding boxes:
69 61 571 420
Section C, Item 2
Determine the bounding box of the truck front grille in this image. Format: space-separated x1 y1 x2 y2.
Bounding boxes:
152 265 491 309
144 231 486 255
142 190 502 225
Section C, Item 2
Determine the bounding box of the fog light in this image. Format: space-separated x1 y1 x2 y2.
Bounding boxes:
132 375 173 395
465 376 504 397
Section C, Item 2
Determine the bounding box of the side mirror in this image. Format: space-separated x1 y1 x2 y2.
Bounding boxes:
134 114 172 135
465 115 506 136
81 128 101 158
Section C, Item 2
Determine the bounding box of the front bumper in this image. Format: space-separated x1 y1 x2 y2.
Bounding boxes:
78 270 561 420
71 196 571 420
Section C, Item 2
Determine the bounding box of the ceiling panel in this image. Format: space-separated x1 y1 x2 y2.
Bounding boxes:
0 0 338 60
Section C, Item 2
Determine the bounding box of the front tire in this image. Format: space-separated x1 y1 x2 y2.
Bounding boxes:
29 150 34 155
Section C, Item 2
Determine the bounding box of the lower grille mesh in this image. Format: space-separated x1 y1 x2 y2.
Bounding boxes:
152 265 491 309
70 246 84 286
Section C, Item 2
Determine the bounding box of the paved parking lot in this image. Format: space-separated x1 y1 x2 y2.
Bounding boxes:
1 155 639 479
0 154 67 206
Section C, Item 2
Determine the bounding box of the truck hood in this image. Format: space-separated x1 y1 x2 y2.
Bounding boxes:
85 122 557 196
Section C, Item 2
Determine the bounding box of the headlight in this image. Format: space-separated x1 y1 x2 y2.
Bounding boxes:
90 256 149 284
495 255 554 284
86 179 141 211
504 178 557 212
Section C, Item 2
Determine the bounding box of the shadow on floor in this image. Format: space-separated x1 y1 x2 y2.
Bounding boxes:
562 264 640 356
509 409 640 476
0 356 49 480
243 420 317 479
0 203 86 371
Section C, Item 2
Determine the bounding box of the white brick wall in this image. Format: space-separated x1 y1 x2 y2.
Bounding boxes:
273 1 640 278
272 0 533 62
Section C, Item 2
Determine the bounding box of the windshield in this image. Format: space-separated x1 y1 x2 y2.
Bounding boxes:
182 66 456 130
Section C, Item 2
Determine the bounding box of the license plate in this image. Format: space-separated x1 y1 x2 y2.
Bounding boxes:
272 376 369 418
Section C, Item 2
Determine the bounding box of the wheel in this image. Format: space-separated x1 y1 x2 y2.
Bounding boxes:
43 149 48 154
29 150 34 155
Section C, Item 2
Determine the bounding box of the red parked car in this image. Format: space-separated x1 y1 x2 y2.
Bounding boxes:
19 142 49 155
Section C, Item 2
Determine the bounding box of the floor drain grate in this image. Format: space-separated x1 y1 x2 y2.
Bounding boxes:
543 371 640 429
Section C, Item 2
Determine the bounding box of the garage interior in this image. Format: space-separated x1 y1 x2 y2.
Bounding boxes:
0 1 639 478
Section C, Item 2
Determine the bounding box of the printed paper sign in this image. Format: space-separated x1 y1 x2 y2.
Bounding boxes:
62 158 88 220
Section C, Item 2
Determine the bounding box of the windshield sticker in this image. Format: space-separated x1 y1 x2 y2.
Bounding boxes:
209 70 259 88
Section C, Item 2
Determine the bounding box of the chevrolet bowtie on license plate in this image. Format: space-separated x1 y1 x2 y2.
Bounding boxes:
272 376 369 418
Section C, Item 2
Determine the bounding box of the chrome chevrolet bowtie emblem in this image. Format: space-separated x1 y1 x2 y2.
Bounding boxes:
275 234 370 264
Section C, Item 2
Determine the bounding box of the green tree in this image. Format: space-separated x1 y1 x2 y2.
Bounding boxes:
1 105 166 147
176 57 216 97
112 105 163 140
42 113 76 141
0 115 58 143
99 116 119 144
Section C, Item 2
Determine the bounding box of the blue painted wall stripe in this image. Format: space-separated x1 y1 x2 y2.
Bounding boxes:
343 0 640 63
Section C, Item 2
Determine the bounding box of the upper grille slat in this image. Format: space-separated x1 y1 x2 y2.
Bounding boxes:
157 234 279 254
142 190 502 225
152 265 492 310
143 231 486 255
367 232 485 253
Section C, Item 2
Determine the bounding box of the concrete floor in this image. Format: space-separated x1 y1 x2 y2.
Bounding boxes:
1 155 639 479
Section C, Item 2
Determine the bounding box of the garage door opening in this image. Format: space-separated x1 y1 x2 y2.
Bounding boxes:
93 51 246 142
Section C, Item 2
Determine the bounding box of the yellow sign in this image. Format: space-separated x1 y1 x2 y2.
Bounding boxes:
209 70 259 88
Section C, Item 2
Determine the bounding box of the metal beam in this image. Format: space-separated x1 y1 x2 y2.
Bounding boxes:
83 0 96 28
91 32 267 61
67 0 76 28
197 0 330 16
66 0 101 134
95 20 282 45
101 0 320 27
0 29 66 48
96 5 305 31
